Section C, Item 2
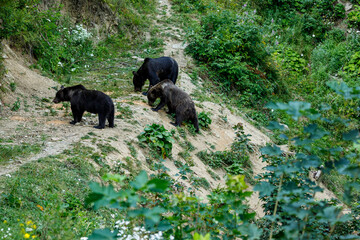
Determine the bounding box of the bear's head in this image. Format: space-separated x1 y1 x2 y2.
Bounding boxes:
53 85 85 103
147 85 162 106
132 71 146 92
53 86 66 103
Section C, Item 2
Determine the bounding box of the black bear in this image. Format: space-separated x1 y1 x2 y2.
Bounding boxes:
53 85 115 129
147 79 199 132
132 57 178 95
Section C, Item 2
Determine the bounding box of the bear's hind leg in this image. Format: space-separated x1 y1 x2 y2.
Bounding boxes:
171 113 184 127
94 113 106 129
108 108 115 128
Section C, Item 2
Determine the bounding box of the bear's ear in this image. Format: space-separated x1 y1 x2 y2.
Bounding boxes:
60 85 64 90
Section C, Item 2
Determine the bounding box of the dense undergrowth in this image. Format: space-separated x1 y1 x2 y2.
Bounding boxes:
1 0 360 239
172 0 360 200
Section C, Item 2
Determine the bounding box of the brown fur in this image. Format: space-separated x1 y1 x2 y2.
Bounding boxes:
147 79 199 132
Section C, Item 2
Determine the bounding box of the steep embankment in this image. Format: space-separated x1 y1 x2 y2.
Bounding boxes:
0 0 340 217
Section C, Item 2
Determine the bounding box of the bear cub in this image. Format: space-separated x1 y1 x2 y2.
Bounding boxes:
53 85 115 129
147 79 199 132
133 57 178 95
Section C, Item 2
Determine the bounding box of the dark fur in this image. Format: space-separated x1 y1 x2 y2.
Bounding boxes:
147 79 199 132
53 85 115 129
132 57 178 94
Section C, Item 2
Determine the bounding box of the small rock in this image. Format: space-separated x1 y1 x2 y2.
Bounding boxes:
345 2 352 12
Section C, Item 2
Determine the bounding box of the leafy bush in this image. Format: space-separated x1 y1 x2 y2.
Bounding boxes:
0 2 95 76
137 124 174 158
11 98 21 111
348 5 360 29
254 89 360 238
198 111 212 129
343 51 360 76
87 171 259 239
311 39 347 77
186 10 280 103
333 3 346 19
196 124 253 180
273 46 307 76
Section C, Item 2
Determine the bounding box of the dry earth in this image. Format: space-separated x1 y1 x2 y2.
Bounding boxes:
0 0 342 217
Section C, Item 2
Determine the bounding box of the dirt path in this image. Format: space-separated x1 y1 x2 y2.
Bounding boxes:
0 0 341 217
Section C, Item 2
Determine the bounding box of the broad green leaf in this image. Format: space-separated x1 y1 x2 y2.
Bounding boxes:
304 124 329 140
267 121 285 130
88 229 118 240
147 178 170 193
87 182 122 210
130 170 148 190
261 144 282 156
193 233 211 240
144 207 166 224
102 173 126 183
343 129 359 142
254 181 275 197
266 101 311 120
238 223 262 240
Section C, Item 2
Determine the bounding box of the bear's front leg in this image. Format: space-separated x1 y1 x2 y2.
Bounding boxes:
71 107 84 125
152 97 166 112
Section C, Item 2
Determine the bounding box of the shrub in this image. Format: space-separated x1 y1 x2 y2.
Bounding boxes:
137 124 174 158
186 10 279 102
197 111 212 129
196 124 253 180
0 1 95 76
273 46 307 76
348 5 360 29
343 51 360 76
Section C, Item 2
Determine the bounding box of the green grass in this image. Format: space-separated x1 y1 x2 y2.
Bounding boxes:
0 144 41 164
0 143 119 239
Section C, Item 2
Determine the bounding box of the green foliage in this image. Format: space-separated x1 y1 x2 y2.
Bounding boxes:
198 111 212 129
333 3 346 19
0 1 95 76
137 124 174 158
186 9 279 104
348 5 360 29
11 97 21 111
255 85 360 239
343 51 360 76
193 232 211 240
116 103 133 119
0 145 117 239
104 0 157 32
197 124 253 181
273 46 307 76
87 172 260 239
9 82 16 92
0 143 41 163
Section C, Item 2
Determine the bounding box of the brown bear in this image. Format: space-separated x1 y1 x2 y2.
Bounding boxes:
132 57 178 95
53 85 114 129
147 79 199 132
